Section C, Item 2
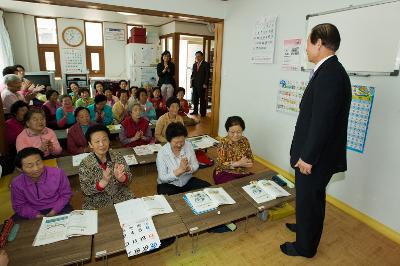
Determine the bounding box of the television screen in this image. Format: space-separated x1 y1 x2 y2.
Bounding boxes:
25 74 51 87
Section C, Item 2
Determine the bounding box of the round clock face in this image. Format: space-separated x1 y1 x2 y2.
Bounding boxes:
63 27 83 47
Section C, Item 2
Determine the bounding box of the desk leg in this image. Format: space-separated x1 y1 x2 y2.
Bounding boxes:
175 236 180 256
191 233 199 254
102 254 108 266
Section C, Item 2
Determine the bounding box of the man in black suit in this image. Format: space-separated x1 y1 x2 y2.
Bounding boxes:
190 51 210 117
281 23 351 258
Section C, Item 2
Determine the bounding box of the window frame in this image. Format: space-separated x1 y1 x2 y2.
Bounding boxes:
35 16 62 77
84 20 105 77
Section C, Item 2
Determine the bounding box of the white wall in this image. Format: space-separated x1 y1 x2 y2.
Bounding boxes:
220 0 400 233
160 21 214 36
3 13 39 71
103 22 126 77
84 0 227 19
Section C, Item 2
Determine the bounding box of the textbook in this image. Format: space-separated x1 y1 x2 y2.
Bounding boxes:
187 135 219 150
114 195 173 225
183 187 236 215
133 144 162 156
33 210 98 246
242 180 290 204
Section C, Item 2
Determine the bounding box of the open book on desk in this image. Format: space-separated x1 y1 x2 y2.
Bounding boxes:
187 135 219 150
242 180 290 204
114 195 173 225
33 210 98 246
133 144 162 156
183 187 236 215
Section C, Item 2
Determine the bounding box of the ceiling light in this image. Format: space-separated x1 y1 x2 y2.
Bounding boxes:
117 12 137 16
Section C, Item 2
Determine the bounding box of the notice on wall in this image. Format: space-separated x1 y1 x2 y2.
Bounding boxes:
282 39 302 71
251 15 277 64
276 79 307 114
105 28 125 41
347 85 375 154
62 48 85 73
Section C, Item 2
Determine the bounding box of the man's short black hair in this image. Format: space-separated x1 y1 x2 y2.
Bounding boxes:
195 51 204 56
310 23 341 52
85 124 111 143
74 106 89 118
79 87 90 95
225 116 246 131
45 89 59 100
94 94 107 104
10 100 29 115
15 147 44 168
135 88 147 99
119 80 128 85
166 97 180 108
2 66 18 76
166 122 187 142
14 64 25 70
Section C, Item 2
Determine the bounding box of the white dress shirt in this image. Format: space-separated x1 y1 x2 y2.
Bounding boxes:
156 140 199 187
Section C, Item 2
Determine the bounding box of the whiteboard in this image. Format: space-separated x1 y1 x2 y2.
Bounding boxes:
304 0 400 75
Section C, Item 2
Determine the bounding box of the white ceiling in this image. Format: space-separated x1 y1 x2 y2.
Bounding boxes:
0 0 175 26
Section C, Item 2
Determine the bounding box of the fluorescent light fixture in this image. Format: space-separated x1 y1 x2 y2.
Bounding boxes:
117 12 137 16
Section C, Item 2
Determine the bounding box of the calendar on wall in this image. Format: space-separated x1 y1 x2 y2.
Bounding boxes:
251 15 277 64
276 79 307 114
62 48 85 73
347 85 375 153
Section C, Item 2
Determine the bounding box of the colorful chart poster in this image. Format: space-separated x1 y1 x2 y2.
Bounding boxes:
251 16 277 64
276 79 307 114
347 85 375 153
282 39 302 71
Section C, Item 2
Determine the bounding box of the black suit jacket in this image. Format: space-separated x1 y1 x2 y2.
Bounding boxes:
290 55 351 175
191 61 210 89
157 62 176 87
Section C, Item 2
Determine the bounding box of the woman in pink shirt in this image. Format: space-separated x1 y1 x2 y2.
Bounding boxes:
5 100 29 153
16 109 62 157
41 89 61 129
11 147 72 221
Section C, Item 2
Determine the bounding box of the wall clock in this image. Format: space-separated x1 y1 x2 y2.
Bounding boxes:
62 26 84 47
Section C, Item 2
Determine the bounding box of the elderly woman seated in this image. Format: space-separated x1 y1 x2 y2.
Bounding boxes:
156 122 210 195
11 147 72 221
155 97 184 143
119 103 152 147
79 124 134 209
67 107 95 155
87 94 113 126
16 109 62 158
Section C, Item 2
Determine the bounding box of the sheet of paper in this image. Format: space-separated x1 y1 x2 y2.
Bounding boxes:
258 180 290 198
133 145 153 156
251 15 277 64
115 199 150 225
204 187 236 205
72 153 90 167
242 183 275 204
282 38 302 71
33 214 69 246
184 191 218 214
124 154 138 166
66 210 98 237
142 195 173 217
123 217 161 257
188 135 218 149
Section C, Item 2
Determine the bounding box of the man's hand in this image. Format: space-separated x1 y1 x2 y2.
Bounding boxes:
295 158 312 175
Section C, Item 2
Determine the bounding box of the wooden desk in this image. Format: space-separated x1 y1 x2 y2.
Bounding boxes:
93 197 187 259
229 170 296 211
5 219 92 266
56 148 157 177
169 182 258 236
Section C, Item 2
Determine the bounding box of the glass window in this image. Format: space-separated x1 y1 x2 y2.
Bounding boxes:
44 51 56 71
167 37 173 57
161 38 166 52
85 22 103 46
90 53 100 71
36 18 57 44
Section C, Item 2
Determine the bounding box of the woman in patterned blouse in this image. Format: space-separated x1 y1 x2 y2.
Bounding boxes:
214 116 254 184
79 124 133 209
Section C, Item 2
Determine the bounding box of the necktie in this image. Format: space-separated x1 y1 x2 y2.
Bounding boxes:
309 70 315 81
197 62 200 71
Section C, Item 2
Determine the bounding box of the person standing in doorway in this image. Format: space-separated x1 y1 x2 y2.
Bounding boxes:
281 23 351 258
190 51 210 117
157 51 176 101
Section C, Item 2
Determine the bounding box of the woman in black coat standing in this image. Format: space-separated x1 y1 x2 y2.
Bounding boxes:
157 50 176 101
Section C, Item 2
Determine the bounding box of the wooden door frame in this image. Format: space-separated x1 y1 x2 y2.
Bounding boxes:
14 0 224 137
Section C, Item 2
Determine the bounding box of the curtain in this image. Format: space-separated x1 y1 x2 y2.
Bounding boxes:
0 10 14 73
